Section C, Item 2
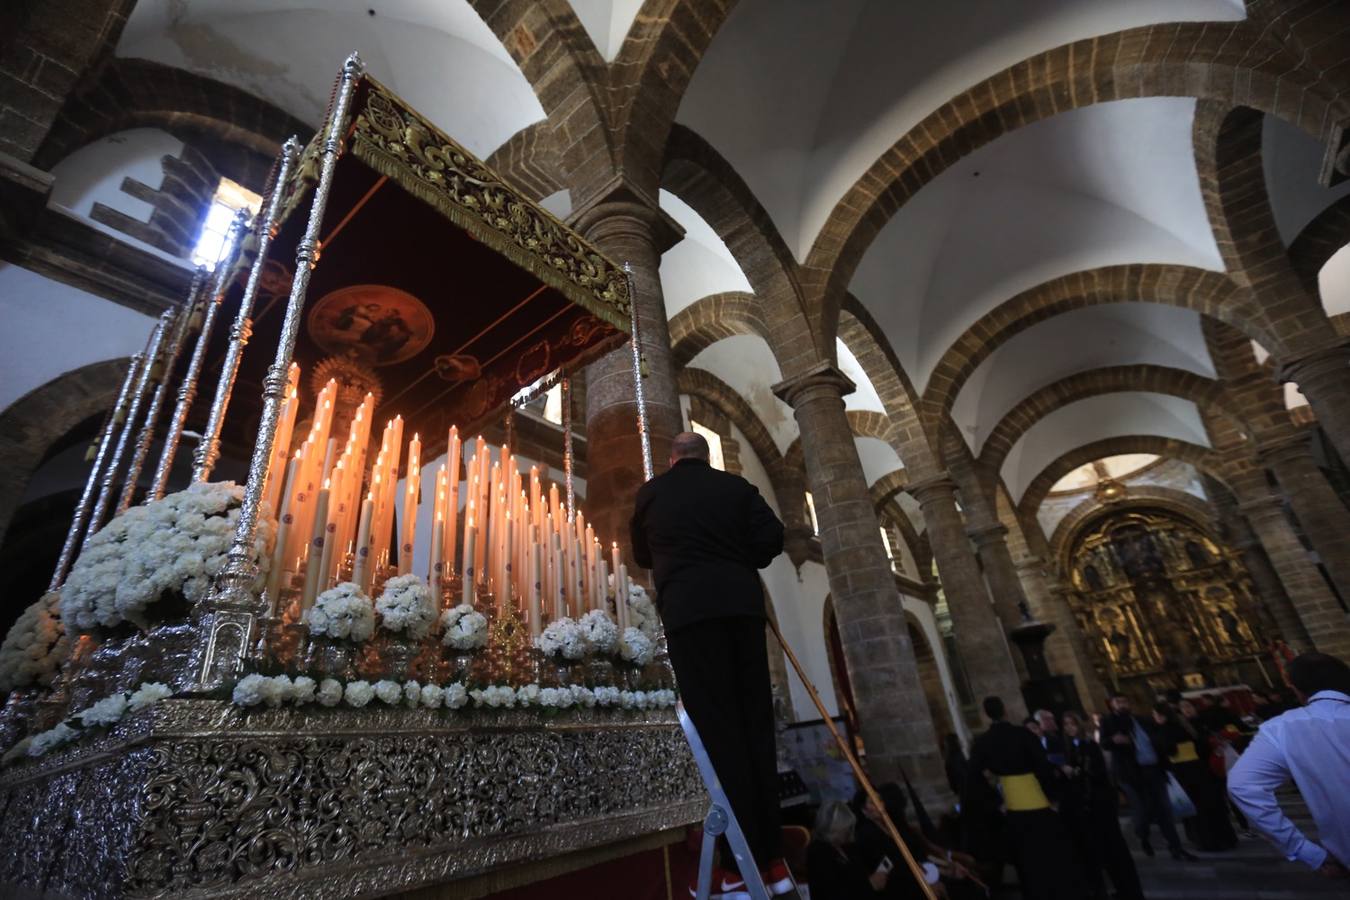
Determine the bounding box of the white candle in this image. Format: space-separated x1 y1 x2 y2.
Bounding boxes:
430 516 445 613
300 486 330 610
529 541 543 638
400 432 421 575
264 455 301 613
500 512 513 616
351 495 375 593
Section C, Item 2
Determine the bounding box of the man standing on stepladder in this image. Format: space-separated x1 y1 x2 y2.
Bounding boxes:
631 431 789 899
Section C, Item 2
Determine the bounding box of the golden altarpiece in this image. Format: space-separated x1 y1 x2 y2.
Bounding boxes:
0 56 702 899
1063 505 1278 698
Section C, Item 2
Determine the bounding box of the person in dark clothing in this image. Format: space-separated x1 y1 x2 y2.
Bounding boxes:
1158 700 1236 851
1034 709 1066 765
1059 712 1144 900
1099 692 1197 861
630 431 789 896
807 801 886 899
942 733 968 798
852 784 980 900
963 695 1085 900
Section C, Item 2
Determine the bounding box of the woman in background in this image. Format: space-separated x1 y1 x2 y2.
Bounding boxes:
1061 711 1144 900
1155 701 1236 852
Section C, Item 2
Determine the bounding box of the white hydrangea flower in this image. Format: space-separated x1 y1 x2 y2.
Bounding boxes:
439 604 489 650
470 685 516 708
307 582 375 641
516 683 541 707
402 680 422 707
259 675 290 708
232 673 268 707
28 723 78 757
373 679 402 705
593 686 620 707
60 482 274 630
443 682 469 710
578 609 619 655
419 683 444 708
618 627 655 666
572 685 598 708
344 680 374 707
0 591 69 693
375 575 436 639
316 678 344 707
127 682 172 712
539 687 575 709
535 617 586 660
624 582 661 639
290 676 317 705
77 692 129 727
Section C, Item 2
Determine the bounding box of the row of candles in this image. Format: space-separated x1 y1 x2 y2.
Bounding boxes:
261 364 632 638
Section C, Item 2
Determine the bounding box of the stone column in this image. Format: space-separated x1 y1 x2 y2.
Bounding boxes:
773 364 946 793
908 475 1026 722
1020 559 1108 712
967 522 1030 633
1260 435 1350 605
569 193 684 550
1239 492 1350 659
1276 344 1350 471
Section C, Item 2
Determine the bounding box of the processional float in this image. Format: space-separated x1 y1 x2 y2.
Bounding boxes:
0 54 702 899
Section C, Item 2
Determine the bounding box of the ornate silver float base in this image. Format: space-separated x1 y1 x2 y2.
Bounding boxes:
0 700 705 899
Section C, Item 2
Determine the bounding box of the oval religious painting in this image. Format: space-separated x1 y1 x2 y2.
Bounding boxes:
307 284 435 366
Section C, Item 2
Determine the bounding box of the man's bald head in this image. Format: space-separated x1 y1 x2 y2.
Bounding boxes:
670 431 710 466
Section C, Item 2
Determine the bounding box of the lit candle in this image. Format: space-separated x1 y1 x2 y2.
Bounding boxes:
264 454 301 613
500 511 513 615
321 465 344 589
430 512 445 614
611 541 621 605
400 432 421 575
462 506 477 606
617 563 629 630
529 541 543 639
351 494 375 593
300 482 330 610
552 532 566 620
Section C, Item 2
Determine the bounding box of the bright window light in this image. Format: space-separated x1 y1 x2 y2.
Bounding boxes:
191 177 261 269
804 492 819 535
879 526 897 572
542 383 563 424
689 419 725 470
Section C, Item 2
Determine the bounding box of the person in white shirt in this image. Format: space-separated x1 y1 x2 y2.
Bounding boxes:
1228 652 1350 880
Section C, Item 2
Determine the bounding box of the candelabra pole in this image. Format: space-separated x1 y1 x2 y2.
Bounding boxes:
86 312 170 541
561 375 575 523
193 138 302 484
197 53 366 692
624 262 654 481
48 353 145 591
150 209 250 499
116 269 206 512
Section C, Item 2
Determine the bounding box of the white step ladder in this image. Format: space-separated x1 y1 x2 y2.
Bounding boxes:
676 701 804 900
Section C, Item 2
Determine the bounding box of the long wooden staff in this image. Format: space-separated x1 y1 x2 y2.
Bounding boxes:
766 618 938 900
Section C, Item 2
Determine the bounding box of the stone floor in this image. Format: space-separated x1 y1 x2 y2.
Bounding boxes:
1131 795 1345 899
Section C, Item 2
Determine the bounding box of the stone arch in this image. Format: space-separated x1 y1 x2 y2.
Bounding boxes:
1048 485 1221 573
922 265 1275 429
869 469 910 513
484 121 564 201
663 124 821 376
669 292 769 368
1017 436 1228 522
978 366 1242 475
0 358 130 549
783 410 896 472
800 21 1349 337
1289 193 1350 299
838 298 943 478
1192 102 1333 356
34 58 308 186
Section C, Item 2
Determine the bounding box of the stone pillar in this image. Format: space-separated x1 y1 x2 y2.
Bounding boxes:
1276 344 1350 469
1239 492 1350 659
1260 435 1350 606
1020 559 1108 712
773 364 945 794
967 522 1030 633
569 193 684 550
908 475 1026 722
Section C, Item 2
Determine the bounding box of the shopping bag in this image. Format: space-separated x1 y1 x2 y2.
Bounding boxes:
1166 773 1197 819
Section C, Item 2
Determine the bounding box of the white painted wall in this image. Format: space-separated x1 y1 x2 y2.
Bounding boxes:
1262 114 1350 246
658 189 753 317
903 596 971 746
836 337 885 413
0 264 159 414
568 0 643 61
856 436 902 488
687 335 795 452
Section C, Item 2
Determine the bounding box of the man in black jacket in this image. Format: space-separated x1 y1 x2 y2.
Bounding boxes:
1099 692 1195 861
631 431 789 895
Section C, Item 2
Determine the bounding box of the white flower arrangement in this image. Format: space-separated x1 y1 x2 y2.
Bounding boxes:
316 678 344 707
623 582 661 639
534 616 586 660
419 683 444 708
290 676 317 704
618 626 655 666
402 680 422 707
60 481 275 630
578 609 618 654
593 686 621 707
77 693 129 727
344 680 374 707
469 684 517 708
307 582 375 641
516 683 541 707
538 687 576 709
373 679 402 705
0 591 69 693
231 673 289 708
443 682 469 709
375 575 435 639
28 723 77 757
24 681 174 758
439 604 489 650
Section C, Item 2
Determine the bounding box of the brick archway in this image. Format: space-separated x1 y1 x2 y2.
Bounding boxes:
800 21 1350 338
0 358 130 549
669 292 769 368
1017 436 1227 522
978 366 1242 475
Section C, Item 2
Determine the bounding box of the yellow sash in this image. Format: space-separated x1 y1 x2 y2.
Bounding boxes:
1000 773 1050 812
1170 741 1199 764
